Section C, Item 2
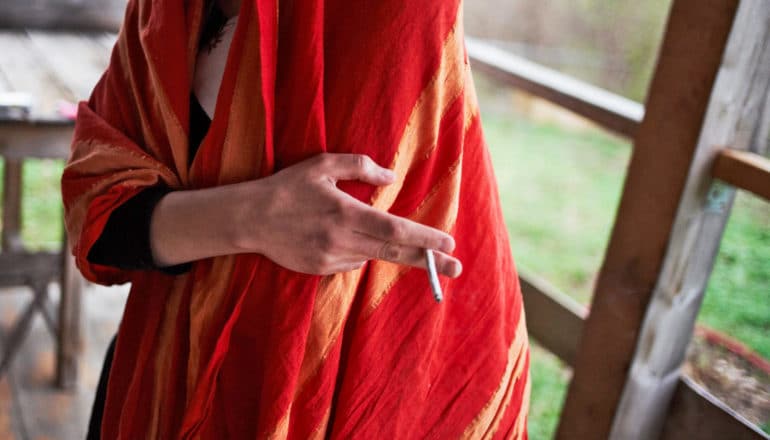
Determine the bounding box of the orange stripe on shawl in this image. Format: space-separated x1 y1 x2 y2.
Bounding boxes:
369 7 467 215
461 314 531 439
365 72 477 316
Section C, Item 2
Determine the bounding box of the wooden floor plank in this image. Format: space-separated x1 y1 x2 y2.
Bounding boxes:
0 377 20 440
0 31 74 118
0 283 128 439
95 32 118 53
25 31 114 101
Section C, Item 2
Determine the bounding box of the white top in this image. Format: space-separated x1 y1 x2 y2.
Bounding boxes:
192 15 239 119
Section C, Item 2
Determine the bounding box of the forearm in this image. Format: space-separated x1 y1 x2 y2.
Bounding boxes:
148 182 258 267
148 153 461 278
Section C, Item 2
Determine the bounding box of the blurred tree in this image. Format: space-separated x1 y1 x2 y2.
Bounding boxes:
464 0 671 102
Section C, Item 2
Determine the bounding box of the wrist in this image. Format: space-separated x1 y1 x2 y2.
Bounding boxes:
228 178 275 256
148 190 179 267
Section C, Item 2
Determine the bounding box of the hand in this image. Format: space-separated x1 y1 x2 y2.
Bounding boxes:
233 153 463 277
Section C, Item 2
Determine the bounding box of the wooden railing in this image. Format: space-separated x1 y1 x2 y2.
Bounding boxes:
467 4 770 436
713 149 770 202
466 37 770 203
514 274 767 439
466 37 643 139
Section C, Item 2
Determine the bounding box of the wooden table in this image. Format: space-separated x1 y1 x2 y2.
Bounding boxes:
0 29 116 388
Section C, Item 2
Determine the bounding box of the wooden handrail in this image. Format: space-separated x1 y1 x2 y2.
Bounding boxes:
518 271 586 366
519 274 769 439
713 149 770 201
0 120 73 159
466 37 644 139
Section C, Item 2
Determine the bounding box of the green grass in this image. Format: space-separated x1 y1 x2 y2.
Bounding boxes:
701 193 770 359
528 342 570 440
0 159 65 251
481 110 630 304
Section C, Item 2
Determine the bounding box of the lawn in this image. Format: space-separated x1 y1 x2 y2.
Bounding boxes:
0 80 767 439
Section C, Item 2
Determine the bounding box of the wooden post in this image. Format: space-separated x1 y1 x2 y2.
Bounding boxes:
555 0 743 438
609 0 770 437
56 225 83 389
1 159 23 252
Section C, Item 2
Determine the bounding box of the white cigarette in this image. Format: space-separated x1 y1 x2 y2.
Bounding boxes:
424 249 443 302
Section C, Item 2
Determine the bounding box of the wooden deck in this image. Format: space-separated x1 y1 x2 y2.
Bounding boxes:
0 282 128 439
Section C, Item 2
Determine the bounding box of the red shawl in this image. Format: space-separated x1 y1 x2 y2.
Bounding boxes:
62 0 530 437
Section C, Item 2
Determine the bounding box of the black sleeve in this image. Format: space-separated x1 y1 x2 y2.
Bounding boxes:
86 186 192 275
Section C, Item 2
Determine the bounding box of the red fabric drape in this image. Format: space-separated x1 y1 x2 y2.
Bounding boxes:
61 0 530 437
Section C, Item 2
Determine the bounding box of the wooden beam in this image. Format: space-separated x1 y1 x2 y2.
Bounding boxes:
661 377 770 440
466 37 643 139
56 230 83 389
1 159 23 252
0 280 49 379
755 79 770 154
519 273 586 367
555 0 743 438
713 149 770 201
0 121 73 160
0 252 60 286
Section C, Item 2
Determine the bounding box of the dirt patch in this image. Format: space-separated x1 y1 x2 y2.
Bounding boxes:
684 330 770 431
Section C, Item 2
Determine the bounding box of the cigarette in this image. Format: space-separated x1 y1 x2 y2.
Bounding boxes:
424 249 443 302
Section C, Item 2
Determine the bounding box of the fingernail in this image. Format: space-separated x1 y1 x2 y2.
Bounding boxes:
442 236 456 253
445 262 461 278
382 169 396 180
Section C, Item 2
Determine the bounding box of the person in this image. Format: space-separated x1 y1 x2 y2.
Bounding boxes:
62 0 531 438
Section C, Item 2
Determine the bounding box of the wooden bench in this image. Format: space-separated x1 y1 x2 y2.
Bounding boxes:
0 28 116 388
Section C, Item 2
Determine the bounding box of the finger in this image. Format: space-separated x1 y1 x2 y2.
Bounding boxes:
351 232 462 278
318 153 396 186
314 256 366 275
322 260 366 274
350 203 456 254
341 261 367 272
